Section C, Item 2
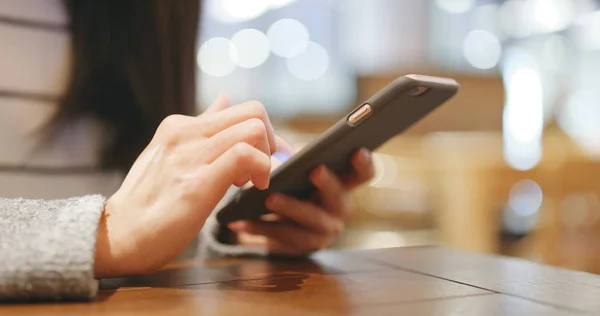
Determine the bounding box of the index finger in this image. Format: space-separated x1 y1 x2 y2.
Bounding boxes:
203 143 272 207
198 101 277 154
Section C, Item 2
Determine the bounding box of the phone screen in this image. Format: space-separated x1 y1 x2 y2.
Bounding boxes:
272 152 290 163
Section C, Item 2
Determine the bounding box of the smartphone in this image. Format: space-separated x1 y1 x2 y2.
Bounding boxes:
216 74 459 224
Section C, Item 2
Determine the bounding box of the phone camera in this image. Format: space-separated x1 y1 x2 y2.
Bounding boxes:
410 87 429 97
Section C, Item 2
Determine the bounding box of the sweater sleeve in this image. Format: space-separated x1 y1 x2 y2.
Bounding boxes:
0 195 105 301
200 186 269 257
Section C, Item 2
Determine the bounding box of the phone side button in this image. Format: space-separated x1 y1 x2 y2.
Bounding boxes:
348 104 372 125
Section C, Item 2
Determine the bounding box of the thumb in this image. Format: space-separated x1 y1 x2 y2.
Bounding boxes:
202 93 231 116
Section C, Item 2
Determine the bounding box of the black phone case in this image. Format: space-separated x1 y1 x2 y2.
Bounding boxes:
216 74 459 224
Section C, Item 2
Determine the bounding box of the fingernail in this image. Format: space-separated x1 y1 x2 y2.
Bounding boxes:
320 166 329 182
311 166 327 186
266 194 283 209
360 148 371 163
228 221 245 232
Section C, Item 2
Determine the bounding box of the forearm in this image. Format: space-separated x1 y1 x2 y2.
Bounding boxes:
0 188 264 302
0 195 105 301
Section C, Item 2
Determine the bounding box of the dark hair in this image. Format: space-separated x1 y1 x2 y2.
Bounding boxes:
48 0 200 171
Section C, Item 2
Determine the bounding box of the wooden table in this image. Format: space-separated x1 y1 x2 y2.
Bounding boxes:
3 246 600 315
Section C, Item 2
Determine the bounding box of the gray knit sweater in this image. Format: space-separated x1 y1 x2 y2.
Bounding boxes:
0 189 266 301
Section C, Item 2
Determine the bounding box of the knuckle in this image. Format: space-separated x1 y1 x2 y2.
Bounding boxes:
160 114 185 130
331 221 345 235
232 142 254 162
246 101 268 121
158 115 187 144
245 118 267 139
231 142 270 172
248 100 267 114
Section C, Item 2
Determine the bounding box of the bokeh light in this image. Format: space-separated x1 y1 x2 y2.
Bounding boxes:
222 0 267 21
541 35 571 73
499 0 529 38
504 67 543 143
509 179 543 217
557 89 600 155
267 19 310 58
266 0 297 9
208 0 267 23
434 0 475 14
286 42 330 81
527 0 574 34
502 49 544 171
471 4 502 38
369 153 398 188
197 37 238 77
574 10 600 52
500 0 575 38
503 179 543 235
207 0 298 23
230 29 270 69
463 30 502 70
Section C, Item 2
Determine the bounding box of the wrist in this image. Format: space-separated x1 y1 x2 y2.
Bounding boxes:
94 198 130 278
94 202 113 278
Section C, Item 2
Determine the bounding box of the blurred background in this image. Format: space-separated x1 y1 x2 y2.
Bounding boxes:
198 0 600 274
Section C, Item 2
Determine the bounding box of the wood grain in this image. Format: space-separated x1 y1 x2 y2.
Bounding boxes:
354 246 600 314
4 270 489 315
355 294 588 316
1 247 597 315
99 250 390 289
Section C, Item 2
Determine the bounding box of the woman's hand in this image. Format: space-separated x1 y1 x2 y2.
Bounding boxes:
229 142 375 257
94 96 277 277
